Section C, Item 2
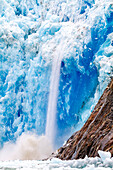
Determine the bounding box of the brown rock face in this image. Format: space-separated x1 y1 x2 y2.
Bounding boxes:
55 79 113 160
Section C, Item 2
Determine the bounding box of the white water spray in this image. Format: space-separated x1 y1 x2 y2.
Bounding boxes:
0 133 53 161
46 44 64 145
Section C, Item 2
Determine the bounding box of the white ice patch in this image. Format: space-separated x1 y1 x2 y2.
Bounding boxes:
0 152 112 170
98 150 111 162
0 133 53 161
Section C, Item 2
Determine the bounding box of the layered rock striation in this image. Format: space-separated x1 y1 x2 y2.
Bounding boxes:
53 78 113 159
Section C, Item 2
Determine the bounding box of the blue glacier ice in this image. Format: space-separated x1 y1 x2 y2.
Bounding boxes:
0 0 113 149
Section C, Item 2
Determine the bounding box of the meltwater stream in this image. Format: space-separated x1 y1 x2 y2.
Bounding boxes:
46 44 64 145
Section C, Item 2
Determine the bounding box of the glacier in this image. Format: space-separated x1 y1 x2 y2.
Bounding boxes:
0 0 113 149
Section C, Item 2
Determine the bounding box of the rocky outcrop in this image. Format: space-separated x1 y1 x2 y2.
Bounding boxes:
53 79 113 160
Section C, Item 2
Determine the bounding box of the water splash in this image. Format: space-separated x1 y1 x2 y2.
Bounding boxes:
0 133 53 161
46 44 64 145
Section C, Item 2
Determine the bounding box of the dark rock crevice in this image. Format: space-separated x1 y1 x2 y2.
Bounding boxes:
52 78 113 160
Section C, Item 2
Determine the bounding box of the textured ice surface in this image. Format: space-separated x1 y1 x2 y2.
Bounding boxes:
0 0 113 148
98 150 111 162
0 152 113 170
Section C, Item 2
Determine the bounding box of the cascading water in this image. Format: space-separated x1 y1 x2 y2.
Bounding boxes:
22 0 24 15
46 44 64 145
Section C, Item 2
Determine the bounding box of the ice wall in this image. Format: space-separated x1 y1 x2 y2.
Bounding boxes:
0 0 113 148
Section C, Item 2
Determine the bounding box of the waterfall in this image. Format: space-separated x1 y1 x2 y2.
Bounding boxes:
46 45 63 145
22 0 24 15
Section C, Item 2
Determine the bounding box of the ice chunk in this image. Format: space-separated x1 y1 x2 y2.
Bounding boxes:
98 150 111 161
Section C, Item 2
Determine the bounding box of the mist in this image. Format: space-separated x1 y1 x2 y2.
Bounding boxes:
0 133 53 161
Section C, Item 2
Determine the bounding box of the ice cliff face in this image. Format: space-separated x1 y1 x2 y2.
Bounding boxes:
0 0 113 148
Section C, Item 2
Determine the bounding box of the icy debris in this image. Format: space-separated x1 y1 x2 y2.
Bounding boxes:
0 153 112 170
98 150 111 162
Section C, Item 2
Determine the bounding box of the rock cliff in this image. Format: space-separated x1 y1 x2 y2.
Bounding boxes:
53 78 113 159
